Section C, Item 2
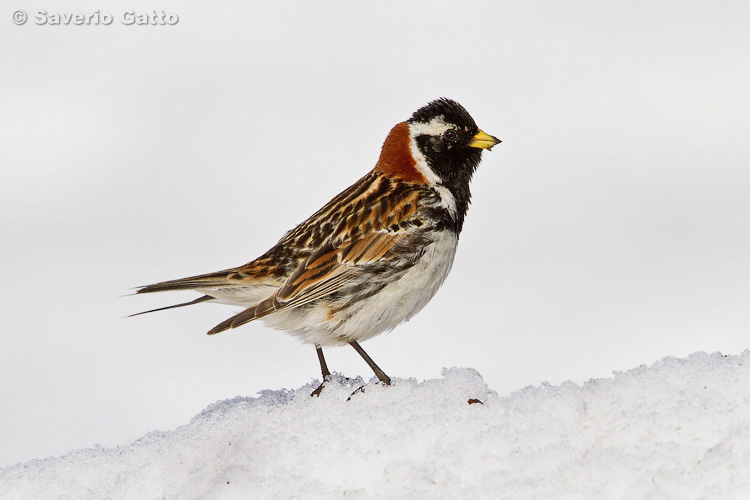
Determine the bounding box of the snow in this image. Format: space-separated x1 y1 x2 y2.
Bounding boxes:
2 351 749 499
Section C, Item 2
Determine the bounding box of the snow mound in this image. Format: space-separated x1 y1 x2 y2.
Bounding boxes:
2 352 750 499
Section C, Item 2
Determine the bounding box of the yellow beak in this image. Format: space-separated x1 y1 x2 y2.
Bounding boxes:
468 129 501 151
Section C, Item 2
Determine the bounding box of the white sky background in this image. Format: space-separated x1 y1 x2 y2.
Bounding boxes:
1 0 748 467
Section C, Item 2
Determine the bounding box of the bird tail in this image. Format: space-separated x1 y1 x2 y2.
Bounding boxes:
133 266 281 333
130 268 240 318
128 295 214 317
135 268 241 294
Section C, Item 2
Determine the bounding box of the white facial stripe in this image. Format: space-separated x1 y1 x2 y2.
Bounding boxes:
408 115 452 137
407 117 450 185
408 136 441 184
407 117 458 217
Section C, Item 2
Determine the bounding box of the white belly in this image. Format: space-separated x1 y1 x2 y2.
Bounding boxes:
263 231 459 346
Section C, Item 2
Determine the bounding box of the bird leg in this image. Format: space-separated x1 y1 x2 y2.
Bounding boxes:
316 345 331 378
310 345 331 397
349 341 391 385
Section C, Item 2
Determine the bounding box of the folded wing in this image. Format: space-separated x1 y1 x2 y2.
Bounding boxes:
207 230 412 334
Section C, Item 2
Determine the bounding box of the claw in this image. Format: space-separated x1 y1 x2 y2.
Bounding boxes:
310 375 332 397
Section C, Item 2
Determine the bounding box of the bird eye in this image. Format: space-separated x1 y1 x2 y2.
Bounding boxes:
444 129 458 141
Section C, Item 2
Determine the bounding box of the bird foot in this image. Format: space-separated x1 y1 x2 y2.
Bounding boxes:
310 379 328 397
309 373 353 397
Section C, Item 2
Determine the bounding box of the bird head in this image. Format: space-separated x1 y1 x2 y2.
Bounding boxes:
375 98 500 188
407 98 500 186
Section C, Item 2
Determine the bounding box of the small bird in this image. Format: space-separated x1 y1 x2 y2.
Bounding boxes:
134 98 500 394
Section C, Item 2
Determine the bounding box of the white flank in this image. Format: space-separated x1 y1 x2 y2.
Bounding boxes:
263 231 459 346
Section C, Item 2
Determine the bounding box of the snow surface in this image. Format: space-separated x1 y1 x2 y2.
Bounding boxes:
2 351 749 500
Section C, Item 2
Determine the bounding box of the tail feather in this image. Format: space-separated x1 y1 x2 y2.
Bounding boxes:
136 266 284 335
129 295 214 317
136 268 240 294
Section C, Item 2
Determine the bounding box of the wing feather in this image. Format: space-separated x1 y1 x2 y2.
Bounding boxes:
207 176 425 335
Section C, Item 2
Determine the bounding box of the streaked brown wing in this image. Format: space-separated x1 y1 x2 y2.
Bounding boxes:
276 230 409 307
207 231 411 334
272 171 421 254
207 181 423 334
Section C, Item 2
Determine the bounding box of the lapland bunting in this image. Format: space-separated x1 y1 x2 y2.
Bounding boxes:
134 98 500 391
